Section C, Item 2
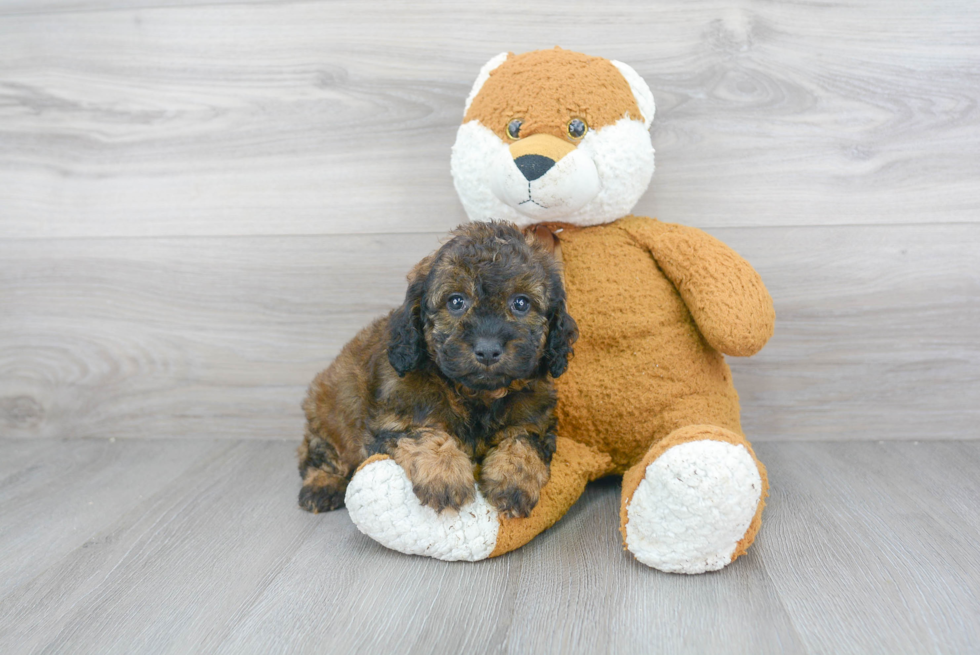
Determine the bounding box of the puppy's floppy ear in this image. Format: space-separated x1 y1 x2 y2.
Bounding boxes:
543 270 578 378
387 255 433 376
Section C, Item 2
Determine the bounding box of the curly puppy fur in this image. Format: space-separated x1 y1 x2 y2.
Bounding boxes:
298 222 577 518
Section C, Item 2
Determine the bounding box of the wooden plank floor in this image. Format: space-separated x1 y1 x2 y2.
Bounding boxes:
1 438 978 654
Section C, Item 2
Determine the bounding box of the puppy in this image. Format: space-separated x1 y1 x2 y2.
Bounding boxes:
297 221 577 518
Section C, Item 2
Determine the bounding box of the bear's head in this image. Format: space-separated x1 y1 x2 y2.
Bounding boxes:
451 47 655 228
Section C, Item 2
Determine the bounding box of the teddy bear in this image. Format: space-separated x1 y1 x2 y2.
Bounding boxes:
344 47 775 574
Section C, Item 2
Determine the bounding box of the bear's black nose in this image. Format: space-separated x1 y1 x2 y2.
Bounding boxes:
473 337 504 366
514 154 555 182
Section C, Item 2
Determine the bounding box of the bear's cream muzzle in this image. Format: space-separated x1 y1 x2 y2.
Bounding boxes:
490 133 601 220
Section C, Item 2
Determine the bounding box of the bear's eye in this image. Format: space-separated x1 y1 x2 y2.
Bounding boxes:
447 294 468 314
567 118 588 139
507 119 523 140
510 295 531 315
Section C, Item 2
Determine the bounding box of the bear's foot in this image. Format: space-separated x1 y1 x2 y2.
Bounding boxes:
623 439 763 574
344 456 498 561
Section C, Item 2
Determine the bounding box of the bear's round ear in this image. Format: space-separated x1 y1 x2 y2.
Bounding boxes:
463 52 510 116
611 60 655 130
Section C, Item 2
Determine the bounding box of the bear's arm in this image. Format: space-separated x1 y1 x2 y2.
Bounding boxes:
620 216 775 357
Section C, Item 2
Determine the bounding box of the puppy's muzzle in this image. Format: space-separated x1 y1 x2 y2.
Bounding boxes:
473 336 504 366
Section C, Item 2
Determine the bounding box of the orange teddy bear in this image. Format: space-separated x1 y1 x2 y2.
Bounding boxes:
345 47 774 574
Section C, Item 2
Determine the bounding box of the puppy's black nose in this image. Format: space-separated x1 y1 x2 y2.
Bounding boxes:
514 154 555 182
473 337 503 366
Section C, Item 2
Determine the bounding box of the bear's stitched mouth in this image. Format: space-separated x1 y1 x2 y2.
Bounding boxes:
517 182 548 209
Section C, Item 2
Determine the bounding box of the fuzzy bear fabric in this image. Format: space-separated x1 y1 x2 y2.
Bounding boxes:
543 215 774 473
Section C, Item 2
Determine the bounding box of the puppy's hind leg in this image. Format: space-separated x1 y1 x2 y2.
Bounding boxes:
297 429 349 513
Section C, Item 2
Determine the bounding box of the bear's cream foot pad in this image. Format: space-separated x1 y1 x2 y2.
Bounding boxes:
345 457 498 561
625 440 762 574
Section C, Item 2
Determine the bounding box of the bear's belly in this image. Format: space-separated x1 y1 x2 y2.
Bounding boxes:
552 220 742 472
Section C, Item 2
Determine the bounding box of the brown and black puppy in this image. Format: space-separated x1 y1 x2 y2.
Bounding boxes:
298 221 577 518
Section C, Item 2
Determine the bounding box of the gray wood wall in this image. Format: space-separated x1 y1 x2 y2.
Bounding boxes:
2 0 978 442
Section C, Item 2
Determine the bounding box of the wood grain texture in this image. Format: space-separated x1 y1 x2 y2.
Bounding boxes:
756 441 980 654
0 232 444 440
726 223 980 441
0 438 230 597
2 224 977 442
1 438 978 654
1 0 978 237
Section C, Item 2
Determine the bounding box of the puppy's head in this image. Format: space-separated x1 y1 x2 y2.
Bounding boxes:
387 222 577 390
451 47 655 227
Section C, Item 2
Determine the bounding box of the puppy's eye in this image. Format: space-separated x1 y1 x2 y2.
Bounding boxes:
510 295 531 315
447 294 468 314
567 118 588 139
507 119 523 140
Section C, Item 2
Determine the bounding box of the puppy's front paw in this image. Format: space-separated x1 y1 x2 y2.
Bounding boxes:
480 480 539 519
393 430 476 513
479 438 549 519
413 475 476 513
